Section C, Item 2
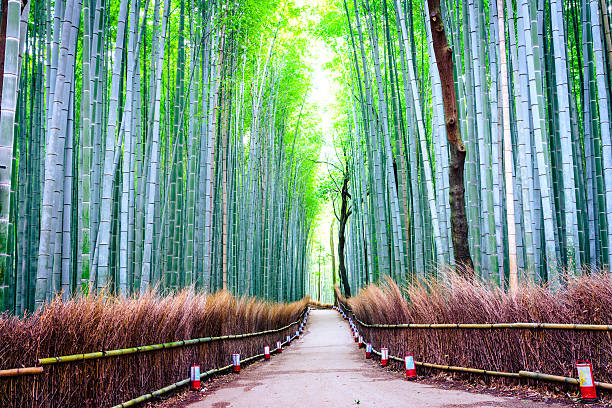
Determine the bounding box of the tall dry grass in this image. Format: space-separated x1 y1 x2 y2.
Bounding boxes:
308 300 333 309
0 290 308 407
339 272 612 389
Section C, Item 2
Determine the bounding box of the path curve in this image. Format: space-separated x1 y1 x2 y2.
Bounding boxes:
188 309 567 408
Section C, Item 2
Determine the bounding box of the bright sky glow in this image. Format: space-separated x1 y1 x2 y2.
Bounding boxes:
301 2 341 303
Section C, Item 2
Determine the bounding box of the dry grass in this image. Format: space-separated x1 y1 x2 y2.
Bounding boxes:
338 272 612 391
0 290 308 407
308 300 333 309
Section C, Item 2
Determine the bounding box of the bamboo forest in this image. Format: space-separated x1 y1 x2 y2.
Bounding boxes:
3 0 610 310
1 0 612 307
2 0 612 406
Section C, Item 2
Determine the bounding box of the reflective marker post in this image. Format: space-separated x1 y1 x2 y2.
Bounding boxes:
404 354 417 380
190 364 200 390
576 361 597 403
232 354 241 373
381 347 389 367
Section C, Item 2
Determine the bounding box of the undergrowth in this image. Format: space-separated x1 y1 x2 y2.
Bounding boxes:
0 290 308 407
338 272 612 394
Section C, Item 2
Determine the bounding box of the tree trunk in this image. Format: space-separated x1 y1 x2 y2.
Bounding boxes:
426 0 474 272
330 219 337 302
330 219 336 285
317 247 321 302
338 168 351 297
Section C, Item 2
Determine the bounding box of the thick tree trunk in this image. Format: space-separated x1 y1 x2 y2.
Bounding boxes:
426 0 474 272
338 169 352 297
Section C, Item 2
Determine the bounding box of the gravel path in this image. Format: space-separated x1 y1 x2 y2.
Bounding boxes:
187 309 568 408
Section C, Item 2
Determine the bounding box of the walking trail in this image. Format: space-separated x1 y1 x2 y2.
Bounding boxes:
188 309 567 408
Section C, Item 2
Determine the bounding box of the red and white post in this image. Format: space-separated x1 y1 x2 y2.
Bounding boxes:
366 343 372 359
576 361 597 403
232 353 241 373
190 364 201 390
277 340 282 353
264 345 271 360
381 347 389 367
404 354 417 380
358 336 364 348
286 335 291 345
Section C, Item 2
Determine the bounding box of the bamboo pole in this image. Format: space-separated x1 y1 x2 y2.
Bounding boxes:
519 371 612 391
338 305 612 330
0 366 43 377
112 378 191 408
354 320 612 331
112 328 303 407
370 346 612 390
37 309 306 366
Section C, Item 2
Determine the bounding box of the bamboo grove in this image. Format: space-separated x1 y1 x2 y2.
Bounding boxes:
325 0 612 291
0 0 318 313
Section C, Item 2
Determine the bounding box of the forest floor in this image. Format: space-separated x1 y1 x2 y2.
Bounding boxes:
154 310 607 408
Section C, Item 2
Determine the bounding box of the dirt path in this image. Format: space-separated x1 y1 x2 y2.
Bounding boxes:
187 309 569 408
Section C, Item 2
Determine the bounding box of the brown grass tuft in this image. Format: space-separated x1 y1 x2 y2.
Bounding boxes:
0 290 307 407
337 271 612 392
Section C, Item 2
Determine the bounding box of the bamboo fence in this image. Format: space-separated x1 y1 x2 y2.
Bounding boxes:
338 303 612 393
0 308 308 378
368 346 612 391
111 331 300 408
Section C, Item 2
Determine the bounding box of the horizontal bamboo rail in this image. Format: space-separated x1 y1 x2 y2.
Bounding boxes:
0 367 44 377
368 344 612 391
519 371 612 391
38 312 305 366
113 378 191 408
356 319 612 331
337 303 612 331
112 332 299 407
